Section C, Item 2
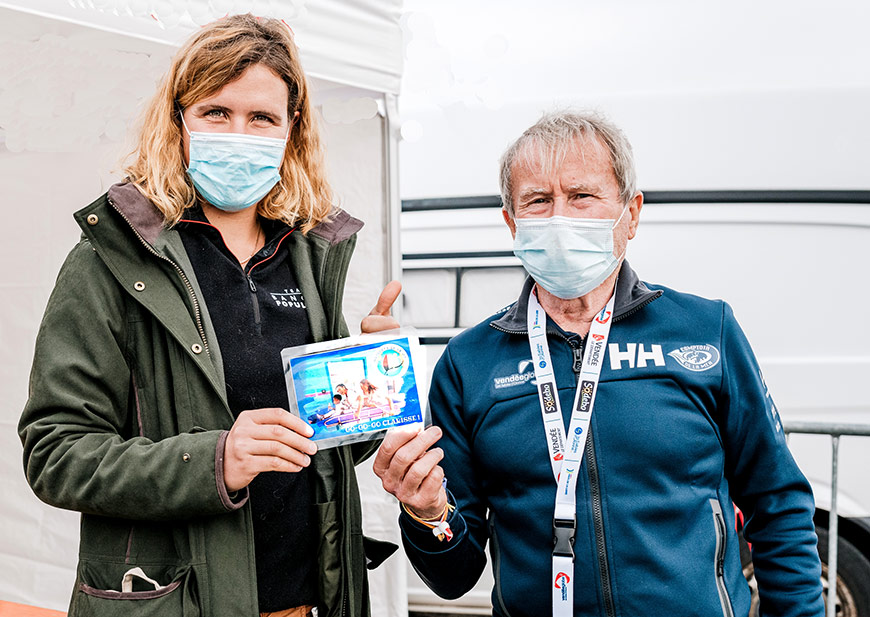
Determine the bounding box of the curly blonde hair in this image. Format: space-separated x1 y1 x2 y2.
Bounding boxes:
124 14 332 233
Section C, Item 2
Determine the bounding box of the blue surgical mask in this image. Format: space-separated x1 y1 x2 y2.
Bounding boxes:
183 117 288 212
512 207 628 299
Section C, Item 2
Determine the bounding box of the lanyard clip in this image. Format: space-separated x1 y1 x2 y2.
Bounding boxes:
553 517 576 559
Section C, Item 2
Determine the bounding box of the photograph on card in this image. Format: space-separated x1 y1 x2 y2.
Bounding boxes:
282 335 424 448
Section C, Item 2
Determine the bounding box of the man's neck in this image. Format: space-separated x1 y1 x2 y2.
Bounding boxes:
535 268 619 337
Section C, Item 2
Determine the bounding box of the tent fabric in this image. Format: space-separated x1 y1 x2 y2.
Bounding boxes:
0 0 403 95
0 2 406 613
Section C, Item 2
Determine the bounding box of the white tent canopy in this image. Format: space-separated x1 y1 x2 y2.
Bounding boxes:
0 1 404 613
0 0 402 94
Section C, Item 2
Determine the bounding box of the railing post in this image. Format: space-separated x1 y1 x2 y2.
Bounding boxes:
827 435 840 616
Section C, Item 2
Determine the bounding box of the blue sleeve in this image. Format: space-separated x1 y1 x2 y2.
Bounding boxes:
399 344 490 600
719 303 824 617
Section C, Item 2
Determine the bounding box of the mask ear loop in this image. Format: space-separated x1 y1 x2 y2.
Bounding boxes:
611 203 630 230
612 204 631 265
180 113 192 138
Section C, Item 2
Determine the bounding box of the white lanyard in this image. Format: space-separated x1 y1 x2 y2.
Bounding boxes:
526 286 616 617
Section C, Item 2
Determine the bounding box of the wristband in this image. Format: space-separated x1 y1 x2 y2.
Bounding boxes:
401 501 456 542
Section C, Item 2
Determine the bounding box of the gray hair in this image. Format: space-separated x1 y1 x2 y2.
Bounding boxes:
499 110 637 217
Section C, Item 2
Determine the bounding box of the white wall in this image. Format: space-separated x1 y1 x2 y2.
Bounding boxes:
398 0 870 198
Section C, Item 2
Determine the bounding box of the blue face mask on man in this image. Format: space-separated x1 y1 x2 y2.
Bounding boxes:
512 205 628 300
182 115 288 212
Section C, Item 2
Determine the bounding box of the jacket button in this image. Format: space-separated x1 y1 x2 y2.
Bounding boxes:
86 214 99 225
191 343 203 354
133 281 146 292
182 453 191 462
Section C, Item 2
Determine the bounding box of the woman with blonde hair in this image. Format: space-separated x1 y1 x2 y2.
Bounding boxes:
19 14 398 617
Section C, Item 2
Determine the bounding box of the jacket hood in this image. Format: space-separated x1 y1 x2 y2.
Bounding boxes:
490 260 662 334
105 182 363 246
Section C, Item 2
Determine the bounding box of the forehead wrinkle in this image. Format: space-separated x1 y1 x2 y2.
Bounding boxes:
564 182 601 193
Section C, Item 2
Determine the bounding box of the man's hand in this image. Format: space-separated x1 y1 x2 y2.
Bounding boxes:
361 280 402 334
223 408 318 492
373 426 447 519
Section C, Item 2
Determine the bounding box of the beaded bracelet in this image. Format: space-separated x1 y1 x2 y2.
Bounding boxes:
401 501 456 542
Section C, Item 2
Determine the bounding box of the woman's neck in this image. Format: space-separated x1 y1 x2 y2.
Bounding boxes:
201 203 264 265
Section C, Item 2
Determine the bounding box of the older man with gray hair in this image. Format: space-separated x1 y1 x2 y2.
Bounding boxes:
374 111 824 617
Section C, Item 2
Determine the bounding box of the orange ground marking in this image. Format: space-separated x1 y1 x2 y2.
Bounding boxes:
0 601 65 617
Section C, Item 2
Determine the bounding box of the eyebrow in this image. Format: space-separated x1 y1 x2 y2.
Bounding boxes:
192 103 284 120
564 183 601 194
192 103 230 114
251 108 284 119
517 187 551 201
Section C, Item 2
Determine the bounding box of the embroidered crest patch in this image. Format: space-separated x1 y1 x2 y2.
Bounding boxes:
668 344 721 372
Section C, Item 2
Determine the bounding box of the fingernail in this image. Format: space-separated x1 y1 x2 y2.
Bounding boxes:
303 455 310 466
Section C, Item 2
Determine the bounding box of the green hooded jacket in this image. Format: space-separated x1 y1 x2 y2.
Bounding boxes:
19 182 392 617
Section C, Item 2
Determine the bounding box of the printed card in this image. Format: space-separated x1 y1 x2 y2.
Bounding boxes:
281 331 427 449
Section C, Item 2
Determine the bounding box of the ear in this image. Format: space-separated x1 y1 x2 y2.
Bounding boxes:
627 192 643 240
502 208 517 239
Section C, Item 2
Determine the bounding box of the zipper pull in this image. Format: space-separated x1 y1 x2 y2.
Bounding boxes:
248 276 256 293
572 345 584 373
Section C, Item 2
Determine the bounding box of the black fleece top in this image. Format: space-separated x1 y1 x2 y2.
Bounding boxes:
177 207 316 612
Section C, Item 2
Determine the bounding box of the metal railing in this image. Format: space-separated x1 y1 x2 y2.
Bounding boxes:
782 421 870 616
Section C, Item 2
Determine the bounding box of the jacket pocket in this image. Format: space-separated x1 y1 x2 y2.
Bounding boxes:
71 563 200 617
710 499 736 617
488 517 514 617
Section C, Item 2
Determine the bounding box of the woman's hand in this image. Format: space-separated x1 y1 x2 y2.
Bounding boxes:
373 425 447 519
223 408 318 492
361 280 402 333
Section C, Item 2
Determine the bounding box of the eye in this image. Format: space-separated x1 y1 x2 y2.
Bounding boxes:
203 108 226 119
252 114 277 124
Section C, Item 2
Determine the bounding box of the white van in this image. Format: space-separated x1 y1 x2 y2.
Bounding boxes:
399 190 870 616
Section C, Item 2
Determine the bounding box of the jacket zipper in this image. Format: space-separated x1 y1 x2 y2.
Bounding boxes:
488 288 661 616
710 500 735 617
244 230 294 328
493 322 622 615
106 196 210 357
246 275 261 325
566 336 616 617
585 435 616 617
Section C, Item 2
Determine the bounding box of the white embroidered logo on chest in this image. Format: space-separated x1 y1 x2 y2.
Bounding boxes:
270 288 306 309
608 343 666 370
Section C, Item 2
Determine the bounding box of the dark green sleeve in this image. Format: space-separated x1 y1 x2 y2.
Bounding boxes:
19 242 245 521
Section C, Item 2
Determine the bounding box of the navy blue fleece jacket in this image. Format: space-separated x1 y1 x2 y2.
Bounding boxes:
401 262 823 617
